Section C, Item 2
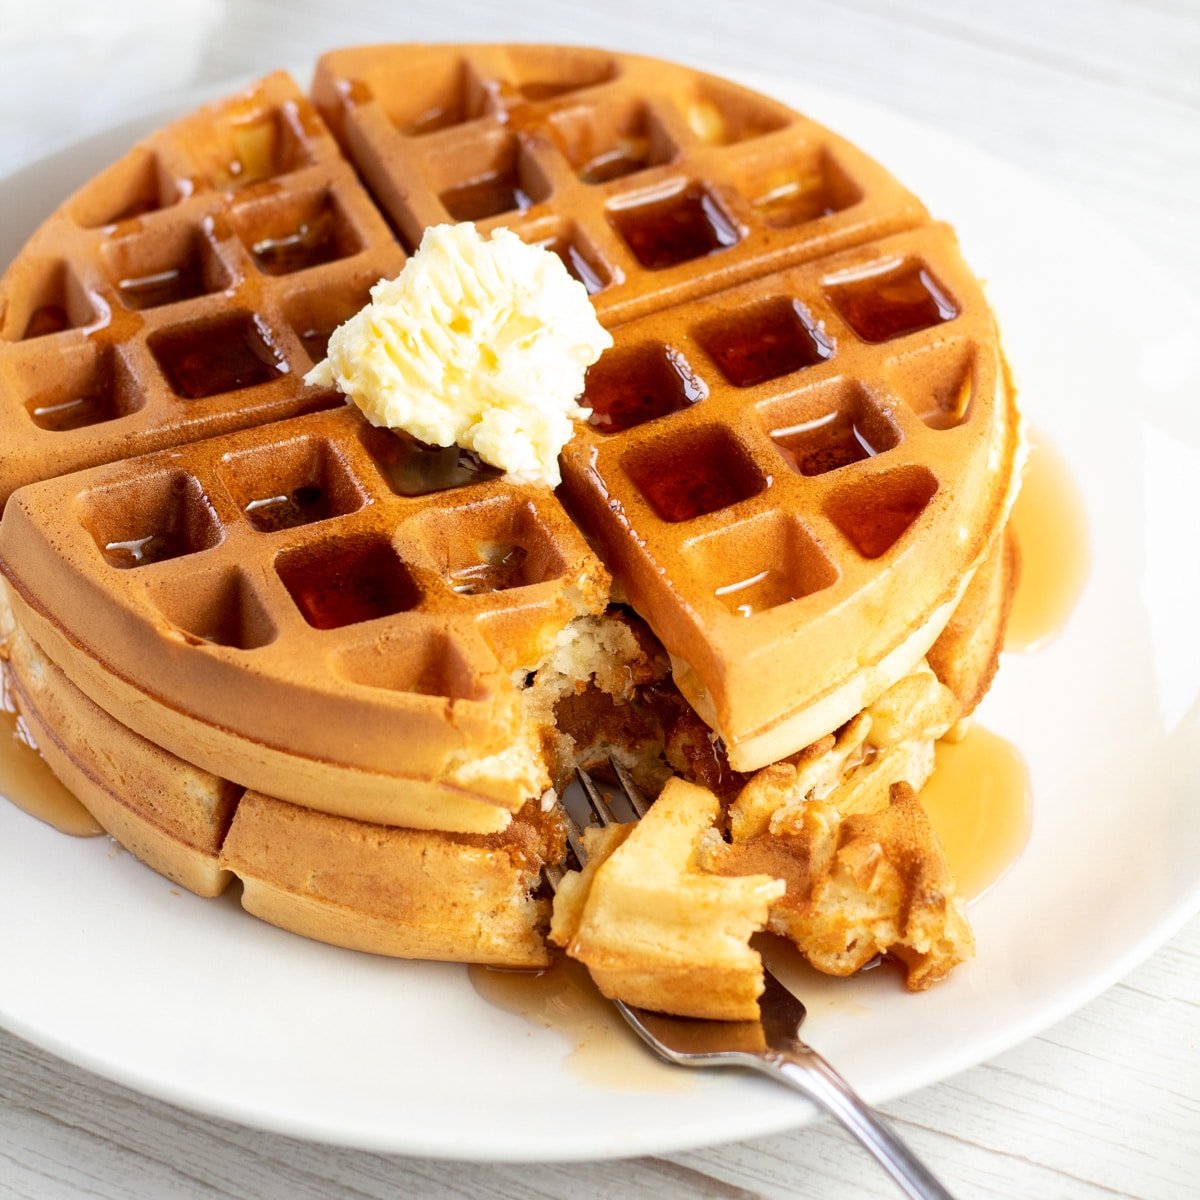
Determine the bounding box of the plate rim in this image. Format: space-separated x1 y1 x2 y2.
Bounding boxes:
2 62 1199 1161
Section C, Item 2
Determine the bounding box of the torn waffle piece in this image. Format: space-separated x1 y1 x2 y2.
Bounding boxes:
709 782 974 991
550 777 785 1020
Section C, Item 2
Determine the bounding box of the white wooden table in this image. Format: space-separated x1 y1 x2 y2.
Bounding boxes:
2 3 1198 1196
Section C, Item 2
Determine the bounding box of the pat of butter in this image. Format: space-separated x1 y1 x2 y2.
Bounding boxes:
305 223 612 487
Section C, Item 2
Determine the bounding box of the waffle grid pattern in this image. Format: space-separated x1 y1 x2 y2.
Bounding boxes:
312 44 927 327
0 73 404 504
0 46 1015 822
0 401 606 802
559 222 1009 743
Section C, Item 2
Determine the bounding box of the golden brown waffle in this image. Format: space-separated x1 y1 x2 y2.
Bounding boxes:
310 45 927 327
550 778 785 1020
222 791 562 967
0 404 609 832
0 44 1022 990
0 72 403 507
561 221 1019 769
1 592 561 967
707 781 973 991
0 44 1016 827
3 607 238 898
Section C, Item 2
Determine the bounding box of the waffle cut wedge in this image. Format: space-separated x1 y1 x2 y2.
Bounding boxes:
0 44 1023 984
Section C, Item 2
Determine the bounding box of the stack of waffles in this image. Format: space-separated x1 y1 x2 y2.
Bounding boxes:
0 45 1022 1015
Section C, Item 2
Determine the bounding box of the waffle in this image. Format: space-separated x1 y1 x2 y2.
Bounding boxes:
710 668 976 992
0 402 609 832
309 44 926 328
707 781 973 992
0 539 1004 980
0 577 563 966
0 73 404 506
0 44 1023 993
550 777 785 1021
1 591 237 897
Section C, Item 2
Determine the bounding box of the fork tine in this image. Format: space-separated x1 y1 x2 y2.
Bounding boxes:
574 765 619 825
608 756 650 817
561 803 589 867
545 769 613 894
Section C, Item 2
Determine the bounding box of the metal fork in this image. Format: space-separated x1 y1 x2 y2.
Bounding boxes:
555 759 955 1200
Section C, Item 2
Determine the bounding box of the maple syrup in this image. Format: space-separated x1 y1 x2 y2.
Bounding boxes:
714 569 800 617
541 238 608 295
772 409 894 477
251 210 342 276
829 262 957 344
298 326 335 363
103 532 188 569
244 485 330 532
449 544 529 594
610 185 740 271
1005 437 1090 652
686 96 788 147
284 284 375 367
215 109 303 190
752 179 836 229
150 313 286 399
584 344 706 434
826 469 937 558
106 216 146 241
578 136 651 185
700 298 834 388
399 71 493 137
627 429 765 523
23 304 70 340
467 958 690 1091
0 670 101 837
480 76 523 112
29 391 116 433
107 190 162 225
403 104 463 136
117 258 206 311
518 80 581 102
368 432 501 496
340 78 374 108
441 171 533 222
276 537 420 630
921 725 1031 901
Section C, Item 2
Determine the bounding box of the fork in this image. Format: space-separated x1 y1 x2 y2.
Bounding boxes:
554 759 956 1200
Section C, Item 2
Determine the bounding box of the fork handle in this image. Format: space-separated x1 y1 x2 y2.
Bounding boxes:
759 1043 956 1200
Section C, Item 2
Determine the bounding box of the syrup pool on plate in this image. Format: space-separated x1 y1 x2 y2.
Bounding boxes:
921 725 1031 901
467 958 690 1091
922 431 1089 897
0 670 102 837
1005 435 1091 652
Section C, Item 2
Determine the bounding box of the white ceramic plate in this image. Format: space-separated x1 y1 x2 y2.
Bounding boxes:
1 69 1199 1162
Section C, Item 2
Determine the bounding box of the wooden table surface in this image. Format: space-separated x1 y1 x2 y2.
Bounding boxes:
2 2 1198 1197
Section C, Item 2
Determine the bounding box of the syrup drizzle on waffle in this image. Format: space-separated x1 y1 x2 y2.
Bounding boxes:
0 45 1018 819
